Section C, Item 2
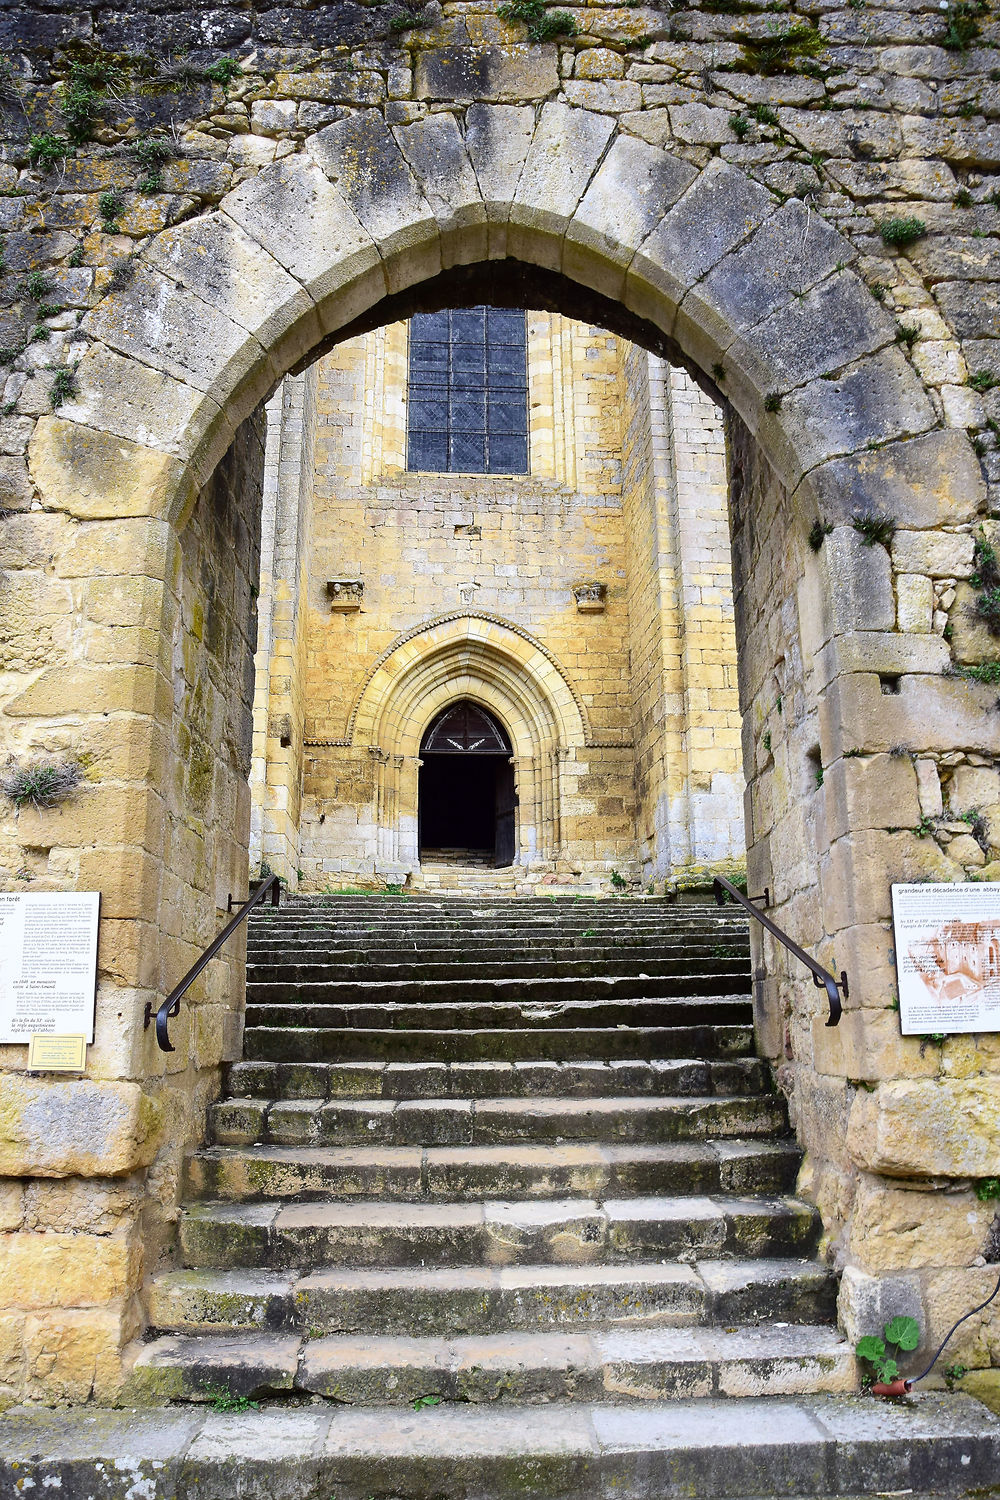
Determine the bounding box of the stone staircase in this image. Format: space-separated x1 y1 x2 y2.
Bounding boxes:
81 893 1000 1497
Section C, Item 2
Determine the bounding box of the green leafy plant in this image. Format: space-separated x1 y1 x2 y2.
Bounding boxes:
941 0 987 50
711 361 726 383
852 510 896 548
856 1315 920 1386
913 814 936 838
132 134 173 192
729 112 751 139
959 661 1000 684
751 102 778 125
970 370 1000 393
98 190 125 231
896 322 920 349
808 519 833 552
610 869 628 891
739 22 825 75
206 1388 259 1413
67 242 85 268
49 367 78 408
412 1393 442 1410
205 56 243 86
880 216 926 247
867 281 890 301
28 133 70 169
497 0 578 40
976 1176 1000 1200
24 270 51 302
764 392 782 413
0 757 83 809
954 186 975 208
971 527 1000 635
59 62 118 145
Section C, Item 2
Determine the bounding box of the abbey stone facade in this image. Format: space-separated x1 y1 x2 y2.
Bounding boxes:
249 316 745 893
0 0 997 1434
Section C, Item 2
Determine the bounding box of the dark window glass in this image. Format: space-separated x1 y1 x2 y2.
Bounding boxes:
407 306 528 474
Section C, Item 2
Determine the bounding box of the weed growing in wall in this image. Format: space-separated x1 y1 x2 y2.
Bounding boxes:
941 0 988 50
880 216 927 247
852 511 896 548
970 528 1000 635
1 758 82 809
497 0 579 40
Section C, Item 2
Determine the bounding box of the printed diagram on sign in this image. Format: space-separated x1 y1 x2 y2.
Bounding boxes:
907 920 1000 1004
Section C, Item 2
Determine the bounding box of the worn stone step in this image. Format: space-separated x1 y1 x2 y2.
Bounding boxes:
242 1023 756 1063
244 996 752 1031
179 1192 818 1269
6 1394 997 1500
247 976 752 1010
247 957 750 987
247 934 750 956
209 1094 788 1150
147 1258 838 1337
224 1056 774 1101
186 1137 801 1205
126 1322 857 1405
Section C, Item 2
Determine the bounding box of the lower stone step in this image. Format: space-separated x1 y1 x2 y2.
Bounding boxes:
125 1323 857 1405
179 1193 819 1270
225 1056 773 1101
148 1257 837 1337
185 1138 802 1204
3 1394 997 1499
209 1093 789 1149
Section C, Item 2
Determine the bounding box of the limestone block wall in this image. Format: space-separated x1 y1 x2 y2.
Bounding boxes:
729 408 1000 1374
0 409 264 1403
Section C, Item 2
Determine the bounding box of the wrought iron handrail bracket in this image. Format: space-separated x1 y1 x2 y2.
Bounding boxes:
713 875 846 1027
145 875 282 1052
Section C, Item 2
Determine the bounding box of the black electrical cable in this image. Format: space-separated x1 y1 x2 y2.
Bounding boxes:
907 1266 1000 1386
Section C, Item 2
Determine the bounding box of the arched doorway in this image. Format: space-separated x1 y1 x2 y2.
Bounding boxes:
418 701 516 867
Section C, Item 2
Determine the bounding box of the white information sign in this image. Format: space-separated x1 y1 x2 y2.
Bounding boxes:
0 892 100 1043
892 881 1000 1036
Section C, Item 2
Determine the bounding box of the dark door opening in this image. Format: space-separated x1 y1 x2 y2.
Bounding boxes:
418 702 517 867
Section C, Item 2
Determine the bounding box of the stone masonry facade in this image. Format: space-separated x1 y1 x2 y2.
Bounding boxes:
0 0 997 1406
248 316 744 891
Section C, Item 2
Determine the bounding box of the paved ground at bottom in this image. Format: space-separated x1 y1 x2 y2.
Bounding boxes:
2 1391 999 1500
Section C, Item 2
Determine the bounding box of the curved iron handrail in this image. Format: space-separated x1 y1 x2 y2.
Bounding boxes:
145 875 281 1052
713 874 846 1027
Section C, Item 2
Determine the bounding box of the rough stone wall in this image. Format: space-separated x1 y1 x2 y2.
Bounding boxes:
0 0 999 1402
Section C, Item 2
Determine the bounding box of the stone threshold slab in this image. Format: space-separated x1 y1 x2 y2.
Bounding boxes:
1 1393 998 1499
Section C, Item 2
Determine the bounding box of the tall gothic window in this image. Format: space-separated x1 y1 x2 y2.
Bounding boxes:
406 306 529 475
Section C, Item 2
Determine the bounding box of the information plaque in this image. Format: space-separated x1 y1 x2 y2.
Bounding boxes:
892 881 1000 1036
0 892 100 1044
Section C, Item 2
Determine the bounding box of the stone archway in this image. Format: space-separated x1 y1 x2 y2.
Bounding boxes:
2 97 995 1401
345 611 590 871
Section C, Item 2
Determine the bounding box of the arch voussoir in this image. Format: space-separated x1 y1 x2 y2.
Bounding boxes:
221 154 388 339
564 132 697 302
505 101 615 273
393 113 488 269
306 110 443 295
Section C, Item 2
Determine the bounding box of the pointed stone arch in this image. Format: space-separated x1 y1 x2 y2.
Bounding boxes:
347 612 590 868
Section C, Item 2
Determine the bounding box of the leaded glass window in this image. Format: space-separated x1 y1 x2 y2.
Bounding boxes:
407 306 529 474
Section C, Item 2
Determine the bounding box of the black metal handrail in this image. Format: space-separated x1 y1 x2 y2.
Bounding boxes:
145 874 281 1052
713 874 846 1027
